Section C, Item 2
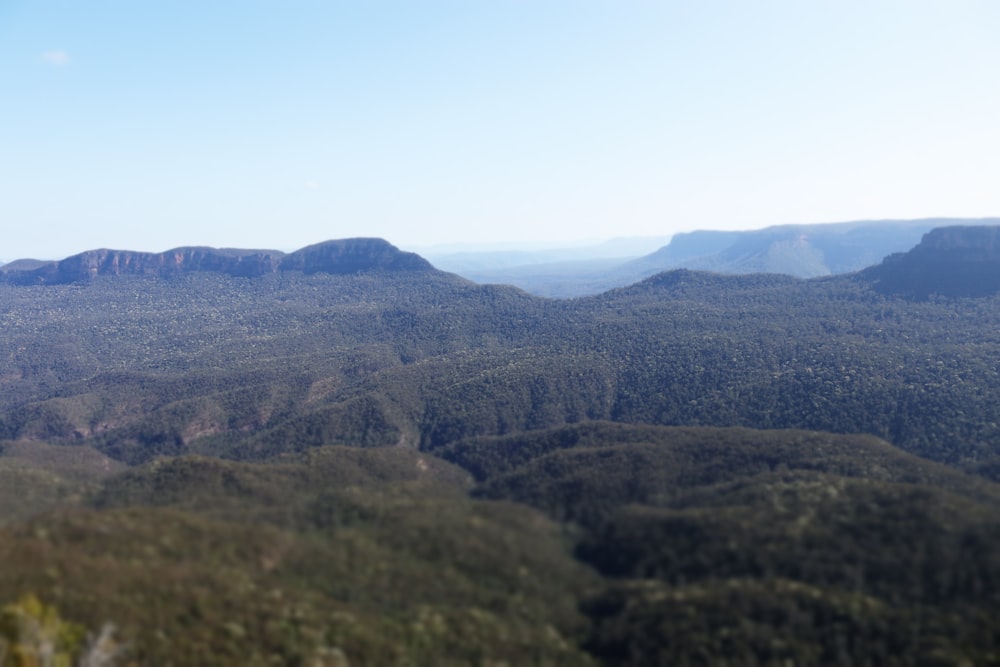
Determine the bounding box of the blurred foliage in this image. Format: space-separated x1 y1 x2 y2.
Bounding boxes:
0 443 124 527
453 422 1000 526
0 594 88 667
583 578 995 667
0 447 595 665
461 422 1000 665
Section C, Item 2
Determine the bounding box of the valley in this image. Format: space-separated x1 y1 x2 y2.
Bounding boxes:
2 229 1000 665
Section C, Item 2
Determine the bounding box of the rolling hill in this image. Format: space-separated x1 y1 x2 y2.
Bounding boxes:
2 226 1000 663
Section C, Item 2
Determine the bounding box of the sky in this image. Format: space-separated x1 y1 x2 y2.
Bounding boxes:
2 1 1000 260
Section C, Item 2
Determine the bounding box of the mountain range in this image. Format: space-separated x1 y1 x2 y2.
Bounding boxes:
430 218 1000 297
3 223 1000 664
6 218 998 294
0 238 433 285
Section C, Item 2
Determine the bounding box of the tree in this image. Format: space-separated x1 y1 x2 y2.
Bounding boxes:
0 595 122 667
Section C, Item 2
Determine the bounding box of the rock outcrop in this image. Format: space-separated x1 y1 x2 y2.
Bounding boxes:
861 226 1000 297
0 238 433 285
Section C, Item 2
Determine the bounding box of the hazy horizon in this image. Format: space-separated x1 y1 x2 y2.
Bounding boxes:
7 216 1000 265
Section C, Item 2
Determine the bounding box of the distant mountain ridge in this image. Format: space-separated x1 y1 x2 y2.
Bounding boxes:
435 218 1000 297
620 218 998 279
7 220 1000 295
861 225 1000 297
0 238 434 285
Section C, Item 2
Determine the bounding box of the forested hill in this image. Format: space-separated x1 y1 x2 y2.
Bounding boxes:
4 226 1000 663
1 226 1000 471
0 237 434 285
860 225 1000 297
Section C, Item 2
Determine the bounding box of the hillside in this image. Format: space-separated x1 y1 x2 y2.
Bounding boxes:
443 422 1000 664
2 227 1000 663
623 219 954 278
5 230 1000 469
5 422 1000 663
0 453 597 665
861 225 1000 297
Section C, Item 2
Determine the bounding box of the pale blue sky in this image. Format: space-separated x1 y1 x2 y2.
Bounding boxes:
2 1 999 259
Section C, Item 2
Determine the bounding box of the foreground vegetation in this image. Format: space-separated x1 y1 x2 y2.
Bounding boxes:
3 425 999 665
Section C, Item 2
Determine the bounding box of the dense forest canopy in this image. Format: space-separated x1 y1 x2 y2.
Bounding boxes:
2 230 1000 664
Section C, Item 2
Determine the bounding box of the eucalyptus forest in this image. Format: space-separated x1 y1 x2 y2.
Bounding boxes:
1 229 999 665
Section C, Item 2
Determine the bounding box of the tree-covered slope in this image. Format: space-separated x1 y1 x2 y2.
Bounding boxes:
4 232 1000 471
0 446 597 665
444 422 1000 665
8 420 999 664
2 231 1000 663
442 422 1000 524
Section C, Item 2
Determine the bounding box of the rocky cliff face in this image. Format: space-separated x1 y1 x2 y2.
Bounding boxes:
1 247 284 284
0 239 433 285
623 221 947 280
862 226 1000 297
906 226 1000 259
58 247 285 281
